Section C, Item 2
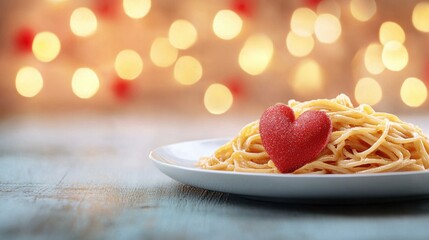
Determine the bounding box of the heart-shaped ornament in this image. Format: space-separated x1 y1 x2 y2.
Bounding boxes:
259 104 332 173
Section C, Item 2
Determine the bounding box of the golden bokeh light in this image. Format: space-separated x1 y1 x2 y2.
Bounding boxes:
350 0 377 22
174 56 202 85
123 0 151 19
317 0 341 18
290 8 317 37
379 21 405 45
292 59 323 96
70 7 97 37
238 34 273 76
72 68 100 99
286 31 314 57
400 78 427 107
204 83 233 115
314 14 341 44
354 77 382 105
15 66 43 98
412 2 429 32
168 19 197 50
32 31 61 62
115 49 143 80
212 10 243 40
381 41 408 71
150 37 178 67
364 43 385 75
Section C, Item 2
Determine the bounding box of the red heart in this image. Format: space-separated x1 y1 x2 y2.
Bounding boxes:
259 104 332 173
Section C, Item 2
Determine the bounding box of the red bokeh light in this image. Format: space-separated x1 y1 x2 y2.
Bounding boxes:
14 27 35 53
111 78 132 100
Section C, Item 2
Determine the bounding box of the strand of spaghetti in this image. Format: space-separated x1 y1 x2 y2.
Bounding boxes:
417 140 429 168
358 159 416 174
355 120 390 158
337 158 391 168
331 127 377 145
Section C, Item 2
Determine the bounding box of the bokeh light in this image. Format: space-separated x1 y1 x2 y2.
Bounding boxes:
72 68 100 99
168 19 197 50
400 77 427 107
238 34 273 76
150 37 178 67
70 7 98 37
286 31 314 57
15 66 43 98
314 14 341 44
354 77 382 105
14 27 35 52
292 59 323 96
174 56 202 85
123 0 151 19
364 43 385 75
379 21 405 45
350 0 377 22
412 2 429 32
204 83 233 115
212 10 243 40
381 41 408 71
115 49 143 80
32 31 61 62
290 8 317 37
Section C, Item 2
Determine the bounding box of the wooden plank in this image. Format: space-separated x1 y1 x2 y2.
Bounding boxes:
1 113 429 239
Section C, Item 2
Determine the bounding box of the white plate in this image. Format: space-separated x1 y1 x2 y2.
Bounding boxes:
150 138 429 202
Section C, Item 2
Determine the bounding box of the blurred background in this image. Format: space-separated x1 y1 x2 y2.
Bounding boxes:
0 0 428 118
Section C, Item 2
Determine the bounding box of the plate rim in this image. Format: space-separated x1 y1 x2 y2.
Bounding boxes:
149 137 429 179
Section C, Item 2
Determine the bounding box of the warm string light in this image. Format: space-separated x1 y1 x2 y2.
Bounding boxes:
168 20 197 50
12 1 429 112
290 8 317 37
212 10 243 40
123 0 151 19
314 13 341 44
174 56 203 85
238 33 273 76
291 59 323 96
204 83 233 115
150 37 178 67
400 78 427 107
70 7 98 37
412 2 429 32
72 68 100 99
364 43 385 75
32 31 61 62
354 77 382 106
15 67 43 98
381 41 408 72
350 0 377 22
286 31 314 57
379 21 405 45
114 49 143 80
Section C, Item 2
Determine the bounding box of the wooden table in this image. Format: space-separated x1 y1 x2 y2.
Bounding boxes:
1 112 429 240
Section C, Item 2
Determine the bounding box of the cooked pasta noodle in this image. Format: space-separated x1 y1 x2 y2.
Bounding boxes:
197 94 429 174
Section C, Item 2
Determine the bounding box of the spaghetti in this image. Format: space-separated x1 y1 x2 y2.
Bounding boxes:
197 94 429 174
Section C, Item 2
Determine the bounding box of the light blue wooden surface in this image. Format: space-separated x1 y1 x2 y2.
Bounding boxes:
1 113 429 240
